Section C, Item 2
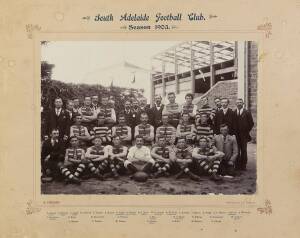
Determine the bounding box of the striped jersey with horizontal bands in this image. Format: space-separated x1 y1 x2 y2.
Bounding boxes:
98 106 112 118
70 125 87 136
156 125 176 141
92 126 112 142
114 125 130 137
80 106 94 116
65 148 84 162
89 145 106 155
173 146 193 159
181 103 195 114
153 146 170 159
178 123 194 133
195 124 213 138
165 103 180 119
195 106 213 118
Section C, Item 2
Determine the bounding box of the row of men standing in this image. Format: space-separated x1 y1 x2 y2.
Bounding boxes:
44 92 254 171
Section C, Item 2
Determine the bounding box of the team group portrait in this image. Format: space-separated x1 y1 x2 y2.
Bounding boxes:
41 41 257 195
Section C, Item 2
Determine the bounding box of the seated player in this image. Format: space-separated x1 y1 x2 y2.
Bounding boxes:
176 112 196 145
112 114 132 146
78 96 96 129
41 128 65 181
155 114 176 145
134 113 154 147
69 114 91 148
214 124 238 176
85 136 110 180
151 136 175 178
106 135 128 178
90 112 112 146
162 92 181 128
125 135 155 175
97 95 116 126
192 136 224 181
173 137 201 181
60 136 87 184
195 113 214 144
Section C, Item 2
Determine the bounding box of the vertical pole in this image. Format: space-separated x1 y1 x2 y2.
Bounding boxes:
150 59 155 107
175 48 179 94
234 41 238 79
162 60 166 97
190 41 195 94
244 41 249 108
237 41 247 102
210 41 215 88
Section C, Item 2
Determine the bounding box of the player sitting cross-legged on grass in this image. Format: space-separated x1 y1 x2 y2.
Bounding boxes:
85 136 110 180
106 135 128 179
125 135 155 176
192 136 225 181
173 136 201 181
60 136 87 184
151 136 175 178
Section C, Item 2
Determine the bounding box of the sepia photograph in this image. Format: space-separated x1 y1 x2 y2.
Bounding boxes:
40 41 257 195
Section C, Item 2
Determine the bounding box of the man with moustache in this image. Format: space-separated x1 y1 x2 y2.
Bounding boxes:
149 94 165 129
233 98 254 171
214 98 235 135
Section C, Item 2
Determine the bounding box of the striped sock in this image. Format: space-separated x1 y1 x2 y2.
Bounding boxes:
74 163 85 177
211 159 221 173
88 162 97 174
61 167 74 179
199 160 210 172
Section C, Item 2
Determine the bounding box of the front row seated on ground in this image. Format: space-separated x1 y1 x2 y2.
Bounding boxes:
42 125 241 184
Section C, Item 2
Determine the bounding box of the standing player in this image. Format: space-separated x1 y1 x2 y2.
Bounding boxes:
85 137 109 180
60 136 86 184
181 93 197 123
125 135 155 175
173 137 201 181
69 114 91 148
106 136 128 178
134 113 155 147
98 95 116 126
90 112 112 146
155 114 176 145
162 92 181 128
112 114 132 146
78 96 96 130
195 113 214 144
192 136 224 181
176 112 196 145
195 96 213 126
151 136 175 178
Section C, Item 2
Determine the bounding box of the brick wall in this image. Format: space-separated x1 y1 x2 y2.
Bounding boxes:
248 41 258 142
193 80 238 108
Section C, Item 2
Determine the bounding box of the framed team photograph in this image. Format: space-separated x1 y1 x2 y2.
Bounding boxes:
40 40 257 195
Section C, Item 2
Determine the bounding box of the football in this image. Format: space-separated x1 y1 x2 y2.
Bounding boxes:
133 171 149 182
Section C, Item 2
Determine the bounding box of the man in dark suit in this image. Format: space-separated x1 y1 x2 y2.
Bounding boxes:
149 95 164 129
46 97 69 140
233 98 254 171
41 129 66 181
214 98 235 135
65 99 76 137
